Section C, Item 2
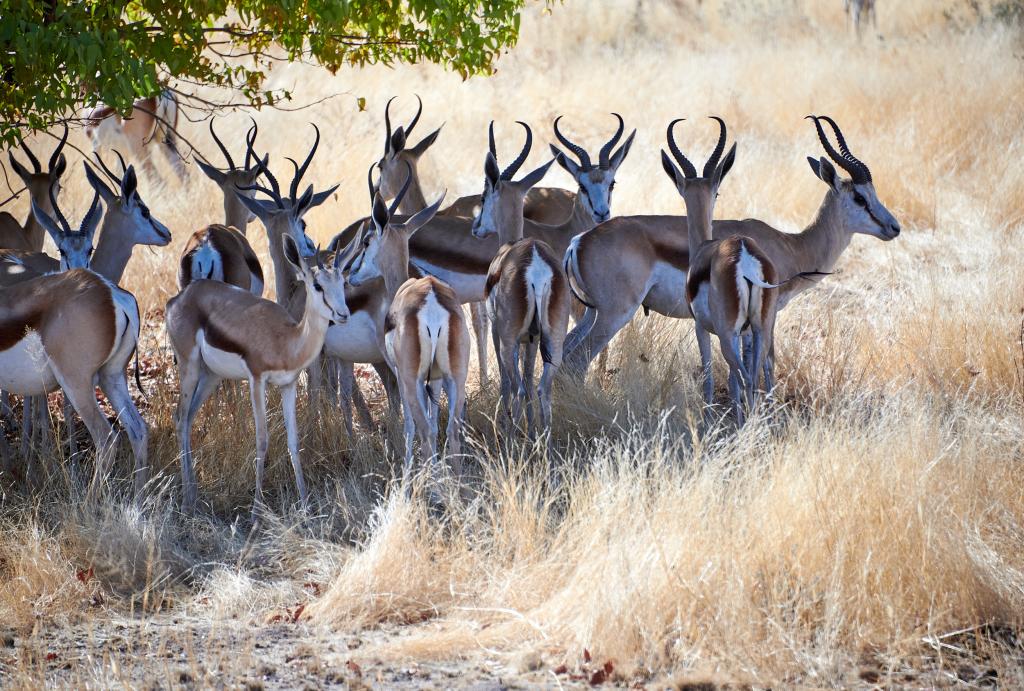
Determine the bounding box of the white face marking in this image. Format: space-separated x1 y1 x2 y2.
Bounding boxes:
472 183 499 238
348 233 383 286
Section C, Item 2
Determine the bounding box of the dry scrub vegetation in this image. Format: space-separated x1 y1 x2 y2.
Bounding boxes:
2 0 1024 687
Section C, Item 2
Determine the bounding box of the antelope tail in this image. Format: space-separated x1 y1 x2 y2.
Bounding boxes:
563 234 595 308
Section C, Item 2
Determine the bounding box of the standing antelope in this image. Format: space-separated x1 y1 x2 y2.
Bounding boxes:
471 122 571 435
83 89 185 178
166 234 357 515
195 119 267 233
661 117 779 424
562 116 900 380
345 170 458 482
0 126 69 251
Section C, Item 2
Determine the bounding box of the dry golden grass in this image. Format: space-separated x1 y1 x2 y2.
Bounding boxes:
2 0 1024 686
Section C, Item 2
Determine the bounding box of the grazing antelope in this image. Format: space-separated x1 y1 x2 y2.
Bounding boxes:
167 234 357 515
195 119 267 232
0 267 147 494
661 117 781 424
0 126 69 251
471 122 571 435
562 115 900 379
345 171 457 479
83 89 185 178
846 0 876 38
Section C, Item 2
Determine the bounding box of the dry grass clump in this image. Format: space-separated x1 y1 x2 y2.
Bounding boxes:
0 0 1023 685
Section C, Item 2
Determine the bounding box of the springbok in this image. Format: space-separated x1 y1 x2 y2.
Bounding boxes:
471 122 571 435
195 119 266 232
0 267 147 493
178 224 264 296
0 126 69 251
345 171 458 480
562 115 900 379
166 233 357 515
83 89 185 177
661 117 780 424
846 0 876 38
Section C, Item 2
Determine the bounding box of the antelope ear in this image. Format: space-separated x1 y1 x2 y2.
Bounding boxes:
282 233 303 272
550 145 580 178
407 125 442 158
515 158 555 191
30 199 64 245
234 190 275 220
715 143 737 185
196 159 226 184
390 127 407 155
371 193 390 233
808 156 839 191
660 150 686 190
609 129 637 171
84 162 117 203
306 183 339 212
8 154 30 182
484 151 501 187
398 191 446 238
120 165 138 200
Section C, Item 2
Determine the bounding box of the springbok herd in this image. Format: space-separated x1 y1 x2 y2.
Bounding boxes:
0 98 900 515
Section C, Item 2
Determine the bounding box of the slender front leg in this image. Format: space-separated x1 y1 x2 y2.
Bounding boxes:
280 382 308 511
695 323 715 407
99 371 150 499
470 302 489 385
250 377 269 518
64 397 78 458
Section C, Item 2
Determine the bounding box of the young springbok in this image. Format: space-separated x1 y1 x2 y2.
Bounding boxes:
562 116 900 380
471 122 571 435
0 125 69 251
345 173 461 483
660 117 779 424
166 233 357 515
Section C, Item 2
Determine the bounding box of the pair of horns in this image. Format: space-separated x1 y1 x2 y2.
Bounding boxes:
807 115 872 184
665 116 729 180
488 121 533 181
384 95 422 155
210 118 259 172
16 124 68 174
240 123 321 207
41 174 101 239
553 113 626 169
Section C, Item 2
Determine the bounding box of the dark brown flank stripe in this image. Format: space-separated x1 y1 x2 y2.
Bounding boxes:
179 250 195 285
408 239 491 274
0 308 43 351
345 289 370 315
203 317 247 359
650 240 689 272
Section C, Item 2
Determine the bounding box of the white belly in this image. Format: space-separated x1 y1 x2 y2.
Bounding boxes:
198 330 249 380
409 260 484 303
323 312 383 363
643 261 691 318
0 332 58 395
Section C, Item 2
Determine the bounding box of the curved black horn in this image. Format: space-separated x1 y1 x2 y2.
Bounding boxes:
389 161 413 216
209 119 235 170
501 121 532 180
366 162 378 202
112 149 128 176
79 185 102 237
702 116 728 178
599 113 625 168
553 116 591 168
244 145 283 206
47 180 70 233
290 123 320 200
806 115 866 184
666 118 697 179
18 138 41 174
48 124 69 172
94 151 123 185
244 117 258 170
488 120 497 157
384 96 397 155
819 115 872 183
406 95 423 139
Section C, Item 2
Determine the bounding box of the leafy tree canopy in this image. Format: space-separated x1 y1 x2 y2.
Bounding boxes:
0 0 541 145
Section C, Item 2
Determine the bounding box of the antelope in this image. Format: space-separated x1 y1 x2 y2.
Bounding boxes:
195 119 266 233
83 88 185 178
846 0 877 38
661 117 779 424
471 122 571 435
178 224 264 296
0 269 147 493
0 126 69 251
562 115 900 380
346 180 463 483
166 233 357 515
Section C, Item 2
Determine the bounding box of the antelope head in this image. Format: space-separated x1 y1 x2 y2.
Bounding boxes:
349 163 444 288
471 121 555 241
30 178 102 270
281 233 352 325
196 118 268 229
86 153 172 247
660 116 737 237
549 113 636 223
9 124 69 212
235 124 337 258
806 115 900 241
377 95 443 200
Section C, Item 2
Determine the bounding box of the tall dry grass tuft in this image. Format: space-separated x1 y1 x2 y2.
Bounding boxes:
0 0 1023 684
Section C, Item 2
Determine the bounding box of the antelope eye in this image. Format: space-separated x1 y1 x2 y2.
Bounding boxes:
313 281 323 292
854 193 867 207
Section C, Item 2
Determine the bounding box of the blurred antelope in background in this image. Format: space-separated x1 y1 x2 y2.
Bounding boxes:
472 122 570 436
84 88 186 178
846 0 877 38
0 126 69 251
562 116 900 381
